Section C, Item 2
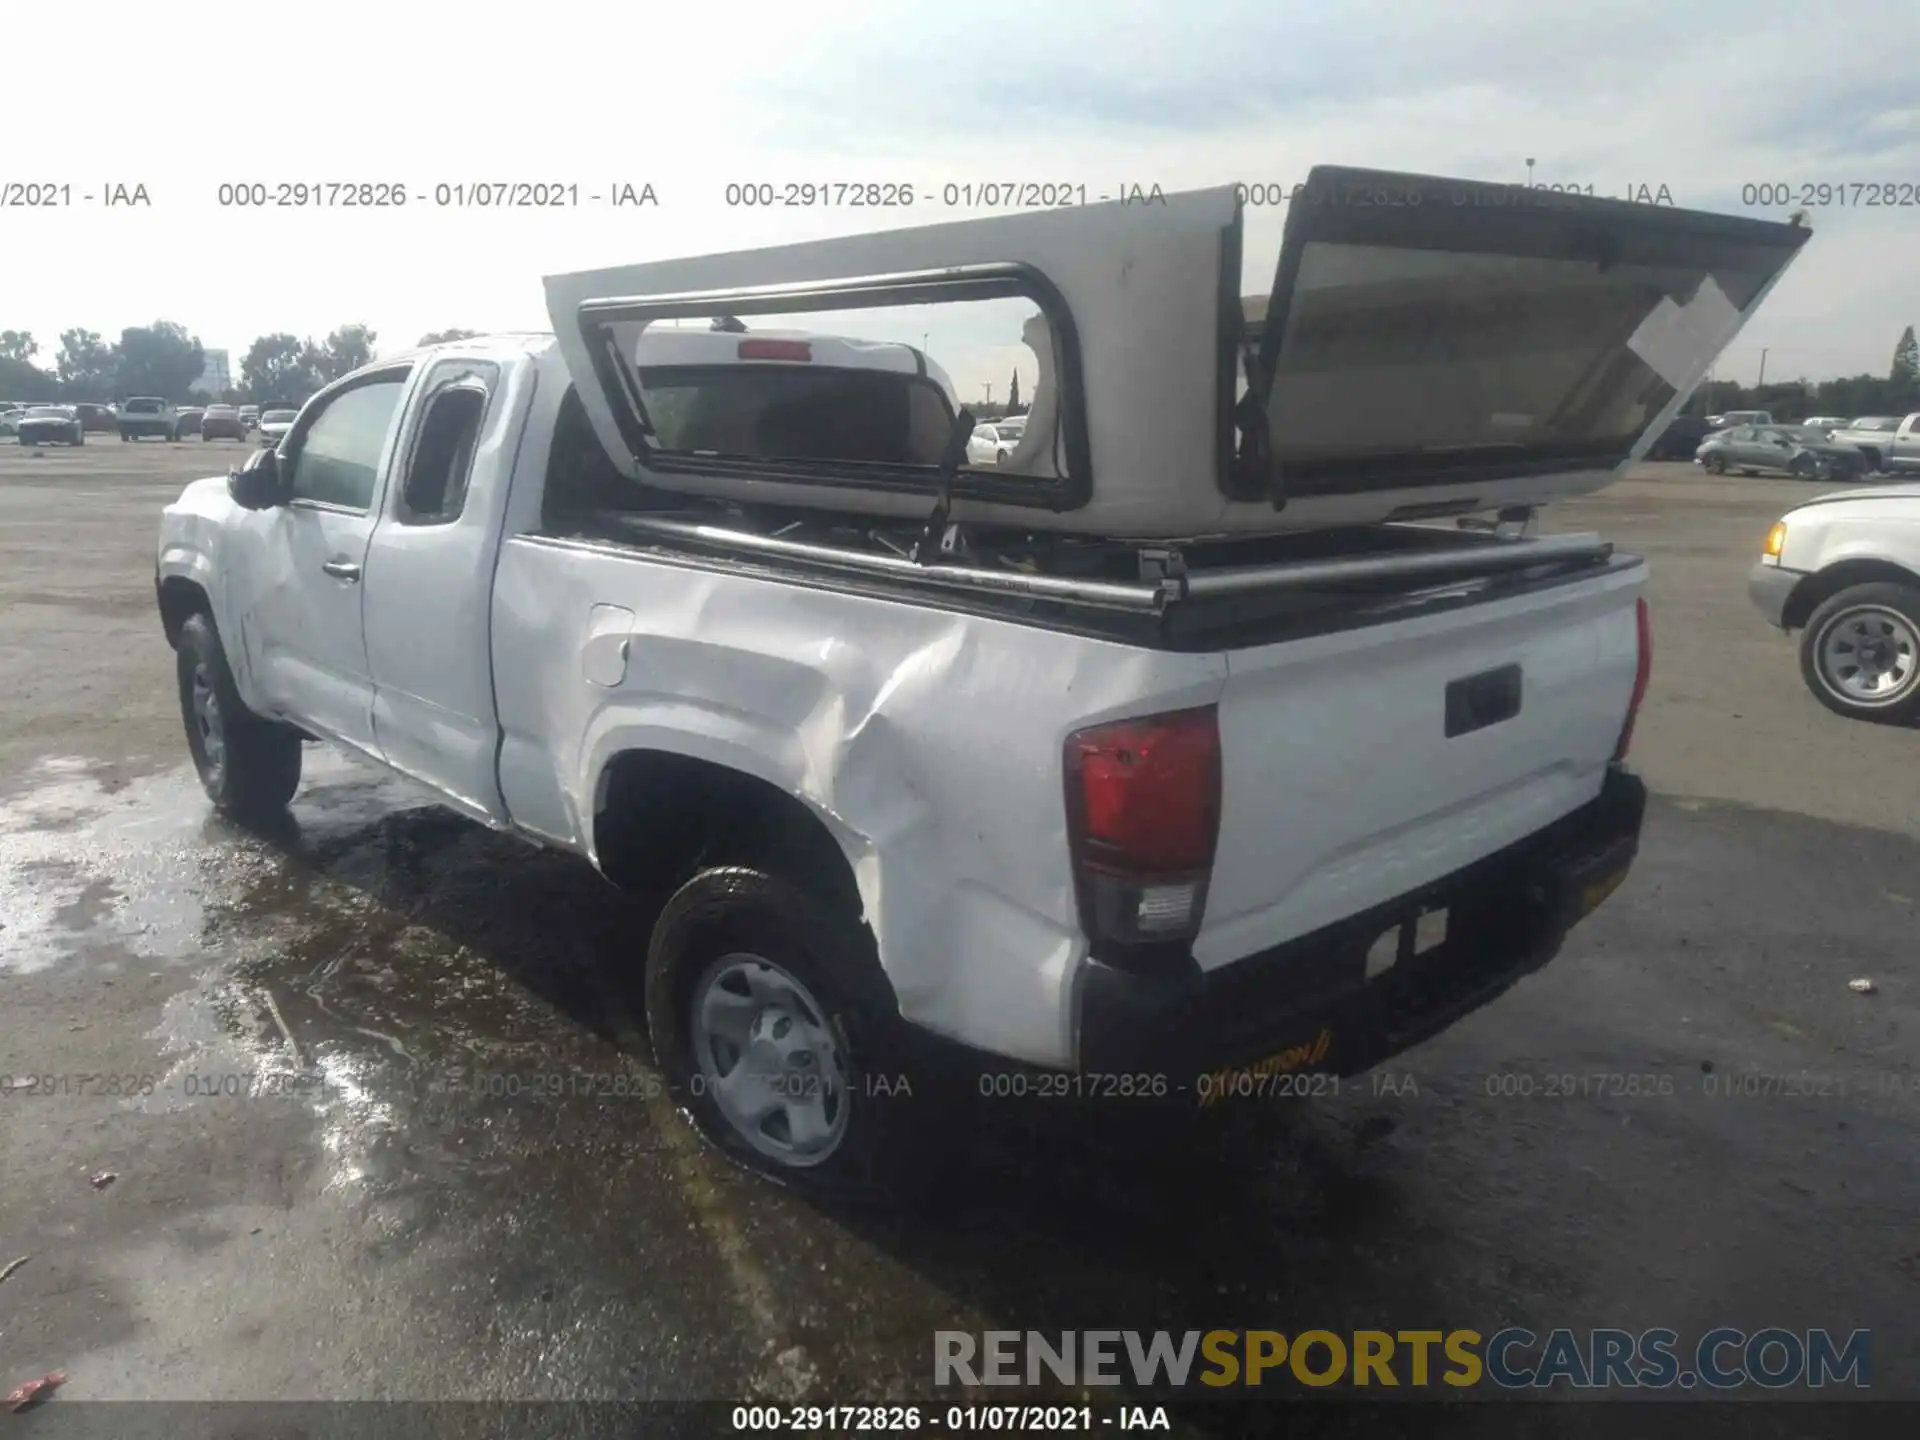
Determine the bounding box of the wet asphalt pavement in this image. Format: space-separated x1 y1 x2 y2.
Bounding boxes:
0 441 1915 1426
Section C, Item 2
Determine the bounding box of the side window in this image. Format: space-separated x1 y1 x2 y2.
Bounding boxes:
397 362 498 525
287 378 408 511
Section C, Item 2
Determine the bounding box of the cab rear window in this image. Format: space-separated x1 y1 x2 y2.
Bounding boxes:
638 365 955 467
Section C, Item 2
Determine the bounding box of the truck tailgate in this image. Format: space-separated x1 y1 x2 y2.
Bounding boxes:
1193 561 1645 970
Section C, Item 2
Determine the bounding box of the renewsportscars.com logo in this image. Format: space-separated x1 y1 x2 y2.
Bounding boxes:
934 1327 1872 1390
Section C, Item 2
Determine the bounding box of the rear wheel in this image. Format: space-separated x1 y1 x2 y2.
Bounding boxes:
645 866 926 1198
1799 582 1920 723
1704 453 1727 474
176 612 303 815
1788 455 1818 480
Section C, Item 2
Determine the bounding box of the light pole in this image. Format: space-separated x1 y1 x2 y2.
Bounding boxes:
1757 349 1769 389
1525 157 1535 188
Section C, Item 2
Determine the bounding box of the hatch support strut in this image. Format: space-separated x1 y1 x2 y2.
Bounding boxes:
912 408 977 564
1233 329 1285 512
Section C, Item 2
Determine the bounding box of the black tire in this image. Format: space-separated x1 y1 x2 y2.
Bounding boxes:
645 865 927 1199
118 428 132 442
1857 448 1882 474
176 612 303 815
1704 453 1727 474
1788 455 1818 480
1798 582 1920 724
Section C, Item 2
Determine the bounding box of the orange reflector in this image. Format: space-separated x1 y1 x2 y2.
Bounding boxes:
1764 522 1786 558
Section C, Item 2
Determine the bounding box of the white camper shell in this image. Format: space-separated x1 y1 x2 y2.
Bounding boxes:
545 165 1810 539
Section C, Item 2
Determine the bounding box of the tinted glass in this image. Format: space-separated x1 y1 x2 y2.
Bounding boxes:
289 380 406 510
124 399 163 414
399 362 496 523
639 365 956 467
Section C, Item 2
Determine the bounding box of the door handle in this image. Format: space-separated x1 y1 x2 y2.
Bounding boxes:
320 559 362 582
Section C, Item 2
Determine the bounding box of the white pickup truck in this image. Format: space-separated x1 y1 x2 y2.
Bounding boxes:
1821 413 1920 474
156 168 1805 1193
1749 481 1920 721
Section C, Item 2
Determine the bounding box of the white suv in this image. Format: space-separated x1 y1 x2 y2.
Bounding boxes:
118 396 179 442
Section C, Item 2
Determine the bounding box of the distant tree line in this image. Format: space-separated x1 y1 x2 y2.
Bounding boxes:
0 324 488 406
1687 326 1920 421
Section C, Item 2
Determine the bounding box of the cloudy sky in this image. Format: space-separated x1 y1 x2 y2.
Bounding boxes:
6 0 1918 397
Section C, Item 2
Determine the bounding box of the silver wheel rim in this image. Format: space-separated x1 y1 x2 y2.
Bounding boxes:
690 952 851 1167
1816 606 1919 706
191 662 226 772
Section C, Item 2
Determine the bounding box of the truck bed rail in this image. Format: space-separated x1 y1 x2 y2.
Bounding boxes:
602 512 1614 614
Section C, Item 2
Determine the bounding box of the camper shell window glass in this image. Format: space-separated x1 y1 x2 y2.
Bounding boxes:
1239 169 1810 500
569 265 1091 512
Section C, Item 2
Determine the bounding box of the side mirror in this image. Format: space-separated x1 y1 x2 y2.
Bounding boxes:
228 447 285 509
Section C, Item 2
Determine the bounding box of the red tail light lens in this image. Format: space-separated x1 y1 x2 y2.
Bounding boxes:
1614 597 1652 761
1064 706 1222 945
738 339 812 361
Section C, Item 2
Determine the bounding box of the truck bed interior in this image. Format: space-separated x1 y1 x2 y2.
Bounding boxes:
538 385 1635 653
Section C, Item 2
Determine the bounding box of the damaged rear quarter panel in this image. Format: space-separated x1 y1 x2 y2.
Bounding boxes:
489 539 1226 1067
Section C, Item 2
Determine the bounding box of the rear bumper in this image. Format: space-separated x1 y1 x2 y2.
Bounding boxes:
1747 560 1804 630
1072 764 1648 1084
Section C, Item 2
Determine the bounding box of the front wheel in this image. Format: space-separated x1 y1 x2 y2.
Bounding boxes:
645 866 926 1198
1704 453 1727 474
176 612 303 815
1788 455 1818 480
1799 582 1920 723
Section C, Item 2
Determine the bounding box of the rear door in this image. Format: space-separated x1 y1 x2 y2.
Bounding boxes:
1891 414 1920 471
1237 165 1812 509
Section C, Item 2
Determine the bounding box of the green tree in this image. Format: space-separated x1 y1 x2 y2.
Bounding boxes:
1891 326 1919 408
0 330 37 363
115 321 207 400
0 354 59 401
417 328 480 346
240 333 323 404
315 323 377 382
1891 326 1918 383
54 328 119 400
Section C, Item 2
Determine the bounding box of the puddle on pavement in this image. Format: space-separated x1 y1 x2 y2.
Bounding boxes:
3 749 668 1208
0 756 225 973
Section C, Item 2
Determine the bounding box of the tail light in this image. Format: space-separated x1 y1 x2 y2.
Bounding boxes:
1063 706 1221 946
1613 597 1652 762
738 339 811 362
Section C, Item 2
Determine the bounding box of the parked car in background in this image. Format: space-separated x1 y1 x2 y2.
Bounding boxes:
174 406 207 440
1705 409 1774 431
15 405 85 446
0 406 25 437
256 408 299 442
1822 414 1920 474
199 404 249 441
119 396 178 441
1749 482 1920 722
1696 424 1868 481
1646 413 1714 460
1802 415 1853 431
237 405 259 430
73 402 117 432
965 420 1024 466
